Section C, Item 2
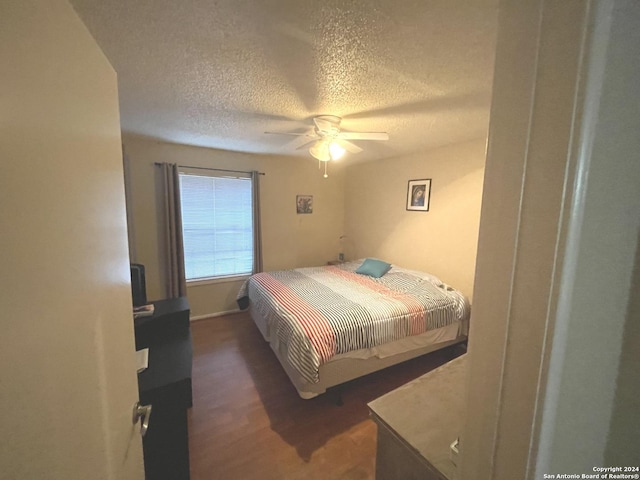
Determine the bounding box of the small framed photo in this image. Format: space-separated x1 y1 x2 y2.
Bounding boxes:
296 195 313 214
406 179 431 211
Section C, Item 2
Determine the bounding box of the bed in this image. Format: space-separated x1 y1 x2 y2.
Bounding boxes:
237 259 470 399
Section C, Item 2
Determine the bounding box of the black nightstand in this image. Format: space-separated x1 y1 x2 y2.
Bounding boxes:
135 297 192 480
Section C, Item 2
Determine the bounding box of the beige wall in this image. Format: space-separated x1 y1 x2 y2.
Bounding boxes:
605 238 640 464
533 0 640 472
344 139 486 300
461 1 591 476
124 133 484 316
461 0 640 477
123 134 345 317
1 1 143 478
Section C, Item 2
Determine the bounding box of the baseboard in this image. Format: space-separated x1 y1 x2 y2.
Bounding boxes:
190 309 242 322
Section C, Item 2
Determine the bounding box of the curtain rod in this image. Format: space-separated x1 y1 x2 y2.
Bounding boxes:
154 162 265 175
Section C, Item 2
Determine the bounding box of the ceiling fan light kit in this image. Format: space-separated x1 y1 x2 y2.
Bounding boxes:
329 142 346 160
266 115 389 177
308 138 331 162
308 138 346 162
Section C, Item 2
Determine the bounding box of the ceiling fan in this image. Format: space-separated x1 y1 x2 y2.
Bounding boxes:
266 115 389 176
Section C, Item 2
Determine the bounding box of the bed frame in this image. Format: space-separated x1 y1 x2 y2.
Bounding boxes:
249 306 468 399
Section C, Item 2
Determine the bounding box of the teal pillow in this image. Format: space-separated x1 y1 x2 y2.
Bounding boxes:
355 258 392 278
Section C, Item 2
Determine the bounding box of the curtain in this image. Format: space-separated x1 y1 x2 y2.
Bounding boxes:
251 170 263 273
122 149 137 260
161 163 187 298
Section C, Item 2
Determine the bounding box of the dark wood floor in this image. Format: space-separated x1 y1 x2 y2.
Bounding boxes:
188 312 462 480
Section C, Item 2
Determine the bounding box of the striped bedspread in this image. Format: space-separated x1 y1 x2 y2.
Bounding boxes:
237 261 470 384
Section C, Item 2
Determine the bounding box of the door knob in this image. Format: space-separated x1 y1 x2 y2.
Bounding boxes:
132 401 152 437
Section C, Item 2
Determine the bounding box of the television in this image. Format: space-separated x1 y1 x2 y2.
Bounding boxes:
130 263 147 307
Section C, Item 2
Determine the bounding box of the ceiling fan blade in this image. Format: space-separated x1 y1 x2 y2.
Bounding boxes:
338 131 389 141
313 115 341 133
336 139 363 154
295 139 319 151
265 131 315 137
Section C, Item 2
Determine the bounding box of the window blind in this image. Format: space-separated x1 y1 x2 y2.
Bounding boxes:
179 172 253 280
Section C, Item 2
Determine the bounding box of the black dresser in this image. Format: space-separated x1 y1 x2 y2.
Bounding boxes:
135 297 192 480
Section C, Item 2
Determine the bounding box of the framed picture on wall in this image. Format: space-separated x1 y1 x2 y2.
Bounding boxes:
406 179 431 211
296 195 313 214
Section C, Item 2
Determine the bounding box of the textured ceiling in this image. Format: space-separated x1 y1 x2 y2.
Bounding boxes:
70 0 498 163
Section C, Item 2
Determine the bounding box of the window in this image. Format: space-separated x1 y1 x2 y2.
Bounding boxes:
179 170 253 281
